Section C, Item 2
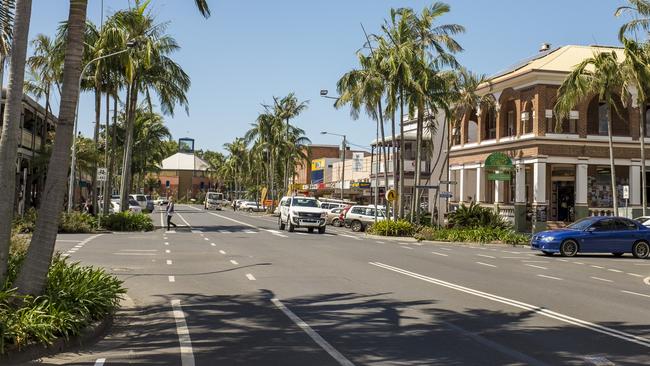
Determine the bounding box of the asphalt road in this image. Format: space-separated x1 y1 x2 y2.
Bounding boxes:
32 204 650 366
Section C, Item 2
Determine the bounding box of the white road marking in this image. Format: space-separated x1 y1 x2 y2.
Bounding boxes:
583 355 615 366
164 236 168 240
522 260 549 264
168 276 175 283
191 229 202 234
160 212 164 228
574 261 584 265
56 239 82 243
370 262 650 348
621 290 650 299
591 265 604 269
296 232 308 236
340 234 362 240
61 253 70 258
176 213 192 227
230 260 239 265
476 262 497 268
165 250 171 254
645 277 650 286
607 269 623 273
265 229 282 234
401 246 413 250
166 260 173 265
537 274 562 281
204 238 209 241
74 244 83 248
477 254 496 259
210 243 216 247
274 233 289 238
164 242 169 246
271 298 354 366
591 276 613 283
209 212 257 228
68 248 78 252
634 263 650 266
244 230 257 234
439 247 452 251
502 256 527 259
219 250 226 255
94 358 106 366
112 253 156 256
525 264 548 270
376 241 385 244
431 251 449 257
627 273 643 278
122 249 157 252
171 299 195 366
165 230 176 234
246 273 256 281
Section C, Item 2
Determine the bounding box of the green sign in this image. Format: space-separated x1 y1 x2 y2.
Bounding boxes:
485 152 513 181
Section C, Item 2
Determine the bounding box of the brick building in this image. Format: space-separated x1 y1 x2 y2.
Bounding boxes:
449 45 646 231
156 138 212 200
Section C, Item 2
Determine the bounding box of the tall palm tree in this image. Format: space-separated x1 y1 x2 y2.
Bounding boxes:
273 93 308 194
245 111 279 206
0 0 14 90
0 0 30 285
616 0 650 40
14 0 88 296
555 51 625 216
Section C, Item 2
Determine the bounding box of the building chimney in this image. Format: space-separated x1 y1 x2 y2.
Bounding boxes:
539 43 551 52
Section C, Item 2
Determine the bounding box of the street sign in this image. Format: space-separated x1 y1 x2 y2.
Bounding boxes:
97 167 107 182
385 189 397 202
439 192 453 199
623 185 630 200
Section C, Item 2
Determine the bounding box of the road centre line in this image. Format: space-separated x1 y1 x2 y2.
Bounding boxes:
171 299 195 366
166 260 173 265
209 212 257 228
169 276 175 283
591 276 613 283
525 264 548 270
165 249 171 254
431 251 449 257
219 250 226 255
210 243 216 247
608 269 623 273
627 273 643 277
370 262 650 348
246 273 256 281
537 274 563 281
591 265 604 269
476 262 497 268
230 260 239 265
477 254 496 259
621 290 650 299
271 298 355 366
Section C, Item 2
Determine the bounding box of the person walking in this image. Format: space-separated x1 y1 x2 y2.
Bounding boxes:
166 198 177 231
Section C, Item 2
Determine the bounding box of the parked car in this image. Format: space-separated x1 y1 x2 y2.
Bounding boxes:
145 195 155 211
240 201 264 212
344 205 387 232
634 216 650 227
111 198 143 214
337 205 353 228
204 192 225 210
320 202 347 210
327 207 345 226
130 194 151 211
154 196 169 206
278 196 327 233
531 216 650 258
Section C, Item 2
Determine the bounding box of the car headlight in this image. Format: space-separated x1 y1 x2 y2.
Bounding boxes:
321 212 327 218
541 236 554 242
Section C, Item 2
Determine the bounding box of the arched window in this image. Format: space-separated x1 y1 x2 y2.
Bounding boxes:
467 119 478 143
485 108 497 140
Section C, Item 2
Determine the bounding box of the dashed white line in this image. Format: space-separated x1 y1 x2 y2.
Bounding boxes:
439 247 452 251
607 268 623 273
165 250 171 254
166 260 173 265
525 264 548 270
246 273 256 281
171 299 195 366
477 254 496 259
168 276 175 283
375 241 385 244
164 242 169 246
210 243 216 247
401 246 413 250
431 251 449 257
591 276 613 283
591 265 604 269
204 238 209 241
476 262 497 268
627 273 643 278
537 274 562 281
621 290 650 299
219 250 226 255
271 298 354 366
573 261 584 265
230 260 239 265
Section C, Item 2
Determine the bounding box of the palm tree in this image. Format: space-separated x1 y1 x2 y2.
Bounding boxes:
273 93 308 193
245 111 279 207
555 51 624 216
0 0 30 285
130 108 172 189
616 0 650 40
0 0 14 90
14 0 88 296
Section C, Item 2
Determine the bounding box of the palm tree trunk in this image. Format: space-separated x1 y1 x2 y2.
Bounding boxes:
119 81 138 211
105 92 117 213
102 91 110 215
607 103 619 216
398 93 406 219
377 102 389 208
0 0 32 284
391 111 397 221
91 84 100 214
640 102 647 216
411 108 423 223
15 0 88 296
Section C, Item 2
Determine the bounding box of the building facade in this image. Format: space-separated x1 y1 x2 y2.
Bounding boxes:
449 45 645 231
156 138 212 200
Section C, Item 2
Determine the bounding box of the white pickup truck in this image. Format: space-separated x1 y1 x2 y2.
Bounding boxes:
278 196 327 234
204 192 226 210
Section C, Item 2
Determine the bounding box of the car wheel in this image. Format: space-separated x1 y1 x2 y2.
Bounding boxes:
318 226 326 234
247 208 253 213
308 228 314 233
559 240 579 257
351 220 363 232
542 251 554 256
278 217 285 230
288 219 295 232
632 241 650 259
611 252 624 257
332 218 341 227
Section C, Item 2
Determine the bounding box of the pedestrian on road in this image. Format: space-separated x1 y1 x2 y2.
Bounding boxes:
166 198 177 231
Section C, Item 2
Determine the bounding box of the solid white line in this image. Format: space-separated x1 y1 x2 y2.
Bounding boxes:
477 254 496 259
209 212 257 228
271 298 354 366
219 250 226 255
265 229 282 234
122 249 157 252
191 229 202 234
476 261 497 268
244 230 256 234
370 262 650 348
171 299 195 366
230 260 239 265
431 251 449 257
168 276 175 283
296 232 308 236
274 233 289 238
56 239 82 243
621 290 650 299
176 213 192 227
94 358 106 366
74 244 83 248
628 273 643 277
537 274 562 281
608 268 623 273
246 273 256 281
591 276 613 283
525 264 548 270
502 256 527 259
160 212 164 228
166 260 173 265
340 234 362 240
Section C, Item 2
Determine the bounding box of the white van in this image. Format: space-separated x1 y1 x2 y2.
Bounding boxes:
205 192 225 210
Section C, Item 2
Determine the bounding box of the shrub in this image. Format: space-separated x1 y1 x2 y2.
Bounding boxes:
0 256 125 354
367 219 416 237
103 212 153 232
12 208 38 234
448 202 510 229
58 212 97 233
415 226 529 245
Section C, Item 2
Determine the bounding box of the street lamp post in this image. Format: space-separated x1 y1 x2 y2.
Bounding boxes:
67 43 135 213
321 131 346 200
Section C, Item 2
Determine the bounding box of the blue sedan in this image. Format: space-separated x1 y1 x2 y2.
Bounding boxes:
531 216 650 258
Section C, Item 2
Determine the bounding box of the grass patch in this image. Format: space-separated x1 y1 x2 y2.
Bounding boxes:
415 226 530 245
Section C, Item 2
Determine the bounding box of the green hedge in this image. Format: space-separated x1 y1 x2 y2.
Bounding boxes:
0 241 125 354
415 226 529 245
367 220 416 237
12 210 97 234
103 212 153 232
448 202 510 229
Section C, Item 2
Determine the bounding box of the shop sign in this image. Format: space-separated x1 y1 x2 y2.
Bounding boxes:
352 182 371 189
485 152 513 181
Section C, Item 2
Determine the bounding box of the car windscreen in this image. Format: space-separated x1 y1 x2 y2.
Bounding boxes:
129 199 139 206
292 198 318 207
567 217 595 230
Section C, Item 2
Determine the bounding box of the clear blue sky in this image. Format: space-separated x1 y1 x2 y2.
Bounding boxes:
26 0 628 153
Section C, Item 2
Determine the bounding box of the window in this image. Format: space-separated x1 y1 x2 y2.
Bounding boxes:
351 207 364 214
591 218 614 232
614 218 638 230
291 198 318 207
507 111 515 136
598 103 609 135
487 110 497 139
